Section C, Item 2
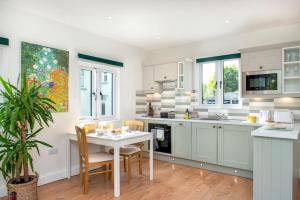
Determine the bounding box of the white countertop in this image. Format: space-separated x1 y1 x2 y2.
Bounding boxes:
251 124 300 140
137 116 262 127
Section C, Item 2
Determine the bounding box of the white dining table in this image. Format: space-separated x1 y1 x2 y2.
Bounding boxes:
65 131 154 197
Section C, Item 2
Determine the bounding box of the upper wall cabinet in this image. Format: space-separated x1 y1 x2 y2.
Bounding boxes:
143 66 159 92
154 62 178 82
241 48 282 72
282 46 300 94
177 61 193 91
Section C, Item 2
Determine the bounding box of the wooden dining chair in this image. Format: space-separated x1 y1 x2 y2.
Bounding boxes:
109 120 145 183
75 126 114 194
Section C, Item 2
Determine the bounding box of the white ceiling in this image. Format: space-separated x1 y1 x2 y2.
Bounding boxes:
2 0 300 50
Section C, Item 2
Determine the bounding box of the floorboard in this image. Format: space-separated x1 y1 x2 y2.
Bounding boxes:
1 159 300 200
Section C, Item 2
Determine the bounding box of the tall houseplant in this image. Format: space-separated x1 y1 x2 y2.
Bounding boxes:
0 75 55 199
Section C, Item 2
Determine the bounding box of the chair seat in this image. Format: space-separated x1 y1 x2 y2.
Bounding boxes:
86 152 114 163
109 145 141 155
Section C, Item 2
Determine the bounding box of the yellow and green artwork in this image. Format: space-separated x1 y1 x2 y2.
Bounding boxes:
21 42 69 112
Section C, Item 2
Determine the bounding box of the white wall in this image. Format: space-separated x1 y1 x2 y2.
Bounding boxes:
144 23 300 65
0 5 148 196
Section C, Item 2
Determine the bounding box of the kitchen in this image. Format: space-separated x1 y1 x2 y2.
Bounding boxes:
0 1 300 200
136 42 300 199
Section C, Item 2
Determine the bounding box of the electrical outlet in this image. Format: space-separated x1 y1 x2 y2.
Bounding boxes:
48 147 58 155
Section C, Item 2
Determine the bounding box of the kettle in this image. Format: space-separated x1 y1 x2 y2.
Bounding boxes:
259 110 272 124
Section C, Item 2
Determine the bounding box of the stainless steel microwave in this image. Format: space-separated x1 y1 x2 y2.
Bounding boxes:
243 70 281 95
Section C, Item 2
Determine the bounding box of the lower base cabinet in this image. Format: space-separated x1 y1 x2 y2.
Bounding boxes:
218 125 254 171
192 123 218 164
172 121 192 159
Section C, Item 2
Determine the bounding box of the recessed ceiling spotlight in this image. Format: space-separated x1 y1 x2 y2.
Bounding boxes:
225 19 230 24
156 36 161 40
108 16 112 20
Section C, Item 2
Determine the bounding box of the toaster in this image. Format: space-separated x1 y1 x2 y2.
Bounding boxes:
274 110 294 124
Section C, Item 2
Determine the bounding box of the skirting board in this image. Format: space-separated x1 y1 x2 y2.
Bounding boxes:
0 165 80 198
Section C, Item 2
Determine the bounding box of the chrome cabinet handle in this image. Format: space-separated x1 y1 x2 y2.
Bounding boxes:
218 126 222 129
178 122 183 126
213 125 216 128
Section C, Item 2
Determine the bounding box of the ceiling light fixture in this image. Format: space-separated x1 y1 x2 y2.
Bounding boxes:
156 36 161 40
108 16 112 20
225 19 230 24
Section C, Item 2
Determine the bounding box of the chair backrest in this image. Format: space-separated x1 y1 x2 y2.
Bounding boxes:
75 126 89 163
123 120 144 131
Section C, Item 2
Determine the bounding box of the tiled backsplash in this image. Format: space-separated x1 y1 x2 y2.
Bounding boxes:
136 82 300 120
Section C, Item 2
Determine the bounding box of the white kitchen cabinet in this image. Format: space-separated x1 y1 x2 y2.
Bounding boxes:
241 48 282 72
177 61 193 90
154 62 178 82
143 66 159 92
282 46 300 94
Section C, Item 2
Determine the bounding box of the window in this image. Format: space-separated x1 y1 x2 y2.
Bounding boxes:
80 63 118 119
198 58 240 107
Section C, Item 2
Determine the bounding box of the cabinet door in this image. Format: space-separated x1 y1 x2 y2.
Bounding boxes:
183 61 193 90
172 121 192 159
218 125 254 171
143 66 157 91
192 123 218 164
154 63 177 81
241 48 282 72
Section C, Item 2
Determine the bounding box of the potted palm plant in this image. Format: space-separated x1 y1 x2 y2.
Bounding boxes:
0 75 55 200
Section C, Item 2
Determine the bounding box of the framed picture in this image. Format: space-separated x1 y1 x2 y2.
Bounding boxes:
21 42 69 112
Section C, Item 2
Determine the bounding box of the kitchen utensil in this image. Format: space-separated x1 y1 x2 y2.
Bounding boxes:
259 110 273 123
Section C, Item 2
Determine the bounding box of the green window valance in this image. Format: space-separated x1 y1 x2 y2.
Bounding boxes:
78 53 123 67
0 37 9 46
196 53 241 63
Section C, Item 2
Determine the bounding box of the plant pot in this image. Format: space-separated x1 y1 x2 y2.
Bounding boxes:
7 174 39 200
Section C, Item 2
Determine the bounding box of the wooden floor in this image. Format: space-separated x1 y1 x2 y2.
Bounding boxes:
1 159 300 200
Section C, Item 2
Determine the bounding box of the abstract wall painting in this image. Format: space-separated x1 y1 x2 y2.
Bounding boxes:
21 42 69 112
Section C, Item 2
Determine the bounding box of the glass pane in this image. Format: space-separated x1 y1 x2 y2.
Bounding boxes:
284 63 300 77
100 72 114 116
178 76 184 88
80 69 93 116
284 48 300 63
202 62 216 104
223 60 240 105
178 62 184 75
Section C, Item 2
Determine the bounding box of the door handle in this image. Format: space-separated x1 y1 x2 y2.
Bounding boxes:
218 126 222 129
212 125 216 128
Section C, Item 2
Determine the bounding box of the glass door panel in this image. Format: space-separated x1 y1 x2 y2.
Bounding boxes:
223 60 240 105
80 69 93 116
284 47 300 63
201 62 216 104
100 71 114 117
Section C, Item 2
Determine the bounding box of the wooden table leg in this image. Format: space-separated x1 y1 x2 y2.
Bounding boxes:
66 136 71 179
149 137 153 180
114 143 120 197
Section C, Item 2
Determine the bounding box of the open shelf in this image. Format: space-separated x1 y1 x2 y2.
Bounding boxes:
283 61 300 65
283 46 300 94
284 76 300 80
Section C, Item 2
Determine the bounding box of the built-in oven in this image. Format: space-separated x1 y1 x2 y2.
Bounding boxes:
148 123 171 154
243 70 281 95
